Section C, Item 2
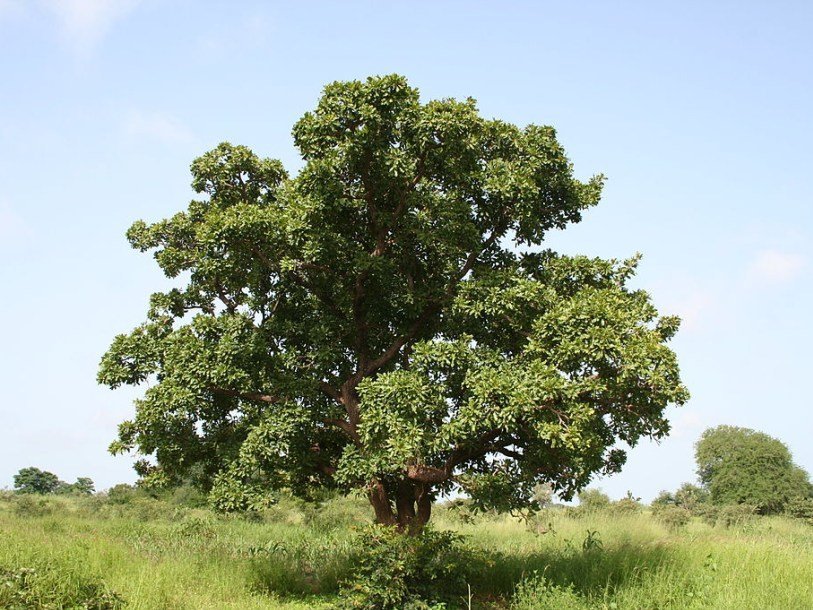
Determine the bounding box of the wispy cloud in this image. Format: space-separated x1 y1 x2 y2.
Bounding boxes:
746 249 806 285
39 0 142 56
123 110 194 146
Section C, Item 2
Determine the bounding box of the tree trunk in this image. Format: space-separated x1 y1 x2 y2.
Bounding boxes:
368 478 397 526
368 478 432 535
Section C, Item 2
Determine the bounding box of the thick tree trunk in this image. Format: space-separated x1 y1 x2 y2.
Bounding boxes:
368 478 432 535
368 478 397 526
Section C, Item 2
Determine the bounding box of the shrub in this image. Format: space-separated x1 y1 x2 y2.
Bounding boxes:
0 565 124 609
577 489 611 513
785 497 813 523
166 484 208 508
673 483 708 512
653 505 692 530
510 574 589 610
106 483 141 504
611 492 642 514
12 495 53 518
716 504 756 528
339 526 469 609
651 490 675 508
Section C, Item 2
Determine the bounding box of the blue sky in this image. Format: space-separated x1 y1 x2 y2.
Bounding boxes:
0 1 811 501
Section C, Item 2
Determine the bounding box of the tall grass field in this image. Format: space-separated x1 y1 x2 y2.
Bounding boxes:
1 491 812 609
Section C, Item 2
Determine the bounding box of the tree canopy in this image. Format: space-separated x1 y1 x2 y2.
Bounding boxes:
13 467 61 494
695 425 812 514
99 74 688 532
12 467 96 496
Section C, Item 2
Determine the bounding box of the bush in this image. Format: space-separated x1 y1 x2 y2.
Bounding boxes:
611 492 642 514
12 495 53 518
577 489 611 513
716 504 756 528
674 483 708 512
785 497 813 522
0 565 124 609
510 574 589 610
653 505 692 530
651 490 675 508
105 483 141 504
339 526 469 609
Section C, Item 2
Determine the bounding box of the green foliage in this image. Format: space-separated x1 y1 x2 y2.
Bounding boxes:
651 490 675 508
339 526 467 609
248 538 353 597
716 504 756 528
99 74 688 527
696 426 812 514
577 489 611 512
12 494 54 518
3 492 813 608
785 497 813 523
511 574 589 610
674 483 709 512
105 483 141 504
13 467 95 497
611 491 642 514
13 467 60 494
0 565 124 609
55 477 97 496
653 505 692 530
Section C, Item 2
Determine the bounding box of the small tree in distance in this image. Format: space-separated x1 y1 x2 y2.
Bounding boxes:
13 467 61 494
99 74 688 533
696 425 812 514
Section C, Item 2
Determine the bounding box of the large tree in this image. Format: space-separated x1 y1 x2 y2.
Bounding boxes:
99 75 687 532
696 425 812 514
13 467 61 494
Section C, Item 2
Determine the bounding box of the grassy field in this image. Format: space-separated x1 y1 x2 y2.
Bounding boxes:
1 491 812 609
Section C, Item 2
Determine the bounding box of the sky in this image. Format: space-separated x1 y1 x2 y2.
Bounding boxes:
0 0 811 501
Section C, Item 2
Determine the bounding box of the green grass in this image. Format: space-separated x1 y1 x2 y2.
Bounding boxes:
1 492 812 609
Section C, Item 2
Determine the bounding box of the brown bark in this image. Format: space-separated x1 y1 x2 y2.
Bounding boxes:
368 479 397 526
367 479 433 535
415 483 432 532
395 480 417 530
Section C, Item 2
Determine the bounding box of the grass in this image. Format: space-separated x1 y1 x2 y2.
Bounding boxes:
1 491 812 609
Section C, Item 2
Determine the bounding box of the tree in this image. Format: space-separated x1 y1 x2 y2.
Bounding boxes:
13 467 61 494
695 425 812 514
71 477 96 495
99 74 688 533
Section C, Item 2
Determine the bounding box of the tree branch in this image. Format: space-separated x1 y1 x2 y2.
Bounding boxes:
356 228 504 381
323 417 360 444
208 386 279 404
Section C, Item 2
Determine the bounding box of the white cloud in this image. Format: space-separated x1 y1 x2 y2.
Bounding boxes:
123 110 193 145
39 0 142 56
747 249 806 285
